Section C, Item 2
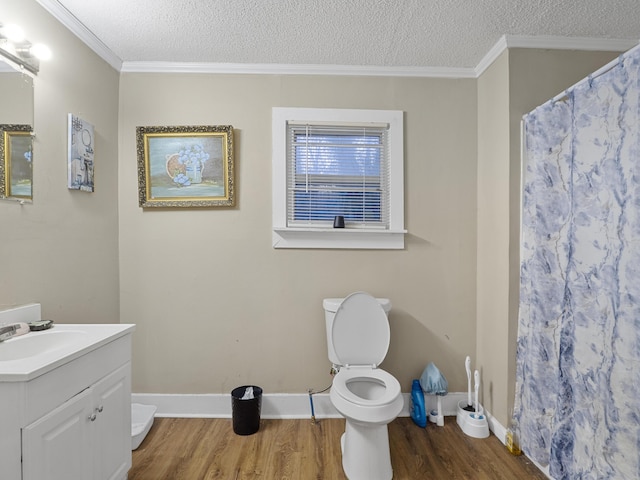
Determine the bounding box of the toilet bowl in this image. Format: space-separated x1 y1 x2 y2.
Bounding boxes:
324 292 403 480
330 368 402 424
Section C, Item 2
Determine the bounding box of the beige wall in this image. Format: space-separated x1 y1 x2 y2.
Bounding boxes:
118 74 478 394
0 0 120 323
476 48 621 425
0 72 33 124
477 50 511 419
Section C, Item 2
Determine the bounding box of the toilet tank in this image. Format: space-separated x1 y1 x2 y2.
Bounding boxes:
323 297 391 366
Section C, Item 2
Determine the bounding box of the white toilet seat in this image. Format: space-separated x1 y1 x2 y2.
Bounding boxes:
333 368 401 407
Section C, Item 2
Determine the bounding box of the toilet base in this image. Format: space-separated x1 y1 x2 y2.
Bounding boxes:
341 420 393 480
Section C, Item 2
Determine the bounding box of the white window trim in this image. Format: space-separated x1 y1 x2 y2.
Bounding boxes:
272 107 405 249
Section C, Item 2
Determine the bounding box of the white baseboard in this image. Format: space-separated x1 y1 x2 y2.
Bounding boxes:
133 391 472 420
485 409 507 444
132 392 339 419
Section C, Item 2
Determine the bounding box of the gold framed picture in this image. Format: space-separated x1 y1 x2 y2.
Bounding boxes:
136 125 234 208
0 124 33 199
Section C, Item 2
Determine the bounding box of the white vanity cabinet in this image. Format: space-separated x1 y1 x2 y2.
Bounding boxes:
22 363 131 480
0 323 134 480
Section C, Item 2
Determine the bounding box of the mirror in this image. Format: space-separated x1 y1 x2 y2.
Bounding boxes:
0 59 34 200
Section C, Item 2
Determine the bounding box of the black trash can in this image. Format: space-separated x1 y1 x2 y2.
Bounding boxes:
231 385 262 435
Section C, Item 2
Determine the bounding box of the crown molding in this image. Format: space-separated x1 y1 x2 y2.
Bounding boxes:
504 34 638 52
474 36 509 77
34 0 122 71
120 61 477 78
475 34 639 77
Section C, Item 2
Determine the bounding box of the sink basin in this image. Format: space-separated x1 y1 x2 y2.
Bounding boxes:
0 329 88 361
0 323 135 381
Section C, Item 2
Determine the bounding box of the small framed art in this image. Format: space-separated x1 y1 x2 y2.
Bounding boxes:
68 114 95 192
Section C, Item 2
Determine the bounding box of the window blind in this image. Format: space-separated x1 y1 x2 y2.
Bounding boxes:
286 123 390 228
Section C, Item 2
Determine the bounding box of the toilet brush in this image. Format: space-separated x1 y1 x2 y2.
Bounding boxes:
463 356 474 412
473 370 481 418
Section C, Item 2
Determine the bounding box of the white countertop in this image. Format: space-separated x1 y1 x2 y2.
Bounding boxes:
0 324 135 382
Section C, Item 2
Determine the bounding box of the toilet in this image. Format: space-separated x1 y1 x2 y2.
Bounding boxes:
323 292 403 480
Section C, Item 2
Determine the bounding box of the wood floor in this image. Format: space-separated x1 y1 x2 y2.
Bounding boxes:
129 417 547 479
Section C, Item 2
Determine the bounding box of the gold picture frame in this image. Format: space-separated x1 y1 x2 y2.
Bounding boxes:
0 124 33 199
136 125 234 208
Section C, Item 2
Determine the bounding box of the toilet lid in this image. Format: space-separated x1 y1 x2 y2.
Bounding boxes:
331 292 390 366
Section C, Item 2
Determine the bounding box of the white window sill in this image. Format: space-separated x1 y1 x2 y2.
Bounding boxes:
272 228 406 249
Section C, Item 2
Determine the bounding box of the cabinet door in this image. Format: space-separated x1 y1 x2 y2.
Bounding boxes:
93 362 132 480
22 387 93 480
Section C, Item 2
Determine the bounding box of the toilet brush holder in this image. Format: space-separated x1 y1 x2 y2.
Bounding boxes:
456 399 475 429
462 412 489 438
457 400 489 438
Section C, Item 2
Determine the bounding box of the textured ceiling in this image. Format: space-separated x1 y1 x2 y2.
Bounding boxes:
42 0 640 69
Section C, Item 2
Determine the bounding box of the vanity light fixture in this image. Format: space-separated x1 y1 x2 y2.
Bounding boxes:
0 22 51 75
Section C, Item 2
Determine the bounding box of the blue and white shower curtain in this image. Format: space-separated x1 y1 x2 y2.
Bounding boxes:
517 46 640 480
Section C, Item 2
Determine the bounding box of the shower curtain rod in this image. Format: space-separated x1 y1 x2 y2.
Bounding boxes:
550 41 640 104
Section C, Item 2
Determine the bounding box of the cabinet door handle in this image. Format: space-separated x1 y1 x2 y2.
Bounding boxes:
97 405 104 413
89 412 97 422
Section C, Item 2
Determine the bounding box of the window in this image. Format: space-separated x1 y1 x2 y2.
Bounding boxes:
272 108 405 249
289 123 387 226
